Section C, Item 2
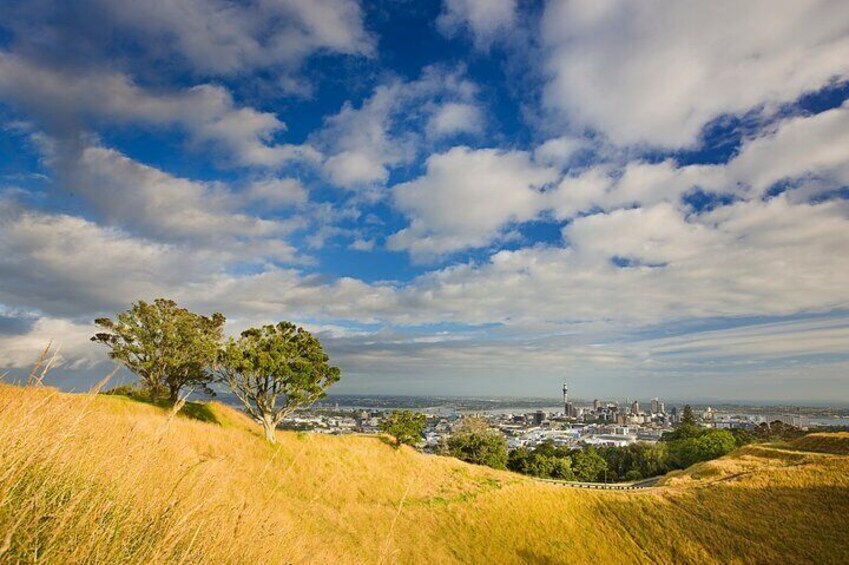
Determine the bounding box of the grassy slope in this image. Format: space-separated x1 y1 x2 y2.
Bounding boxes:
1 384 848 564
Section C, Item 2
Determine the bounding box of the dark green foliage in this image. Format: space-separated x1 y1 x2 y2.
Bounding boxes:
218 321 340 443
681 404 696 426
667 429 737 468
507 442 575 480
447 417 508 469
92 299 224 402
571 447 607 482
753 421 806 441
381 410 426 448
730 427 755 447
597 442 670 482
102 383 149 400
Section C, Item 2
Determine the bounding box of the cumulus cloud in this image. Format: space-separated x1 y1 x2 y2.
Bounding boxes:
246 178 308 207
0 53 319 167
388 146 558 260
413 196 849 325
426 103 483 139
315 66 483 189
541 0 849 147
0 317 102 371
2 0 374 77
438 0 518 48
729 101 849 196
533 136 587 168
36 140 295 243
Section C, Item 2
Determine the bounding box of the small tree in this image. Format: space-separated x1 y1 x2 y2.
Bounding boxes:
381 410 426 448
91 299 224 402
218 322 340 444
447 417 508 469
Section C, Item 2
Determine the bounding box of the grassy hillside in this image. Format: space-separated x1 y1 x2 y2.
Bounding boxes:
1 384 848 564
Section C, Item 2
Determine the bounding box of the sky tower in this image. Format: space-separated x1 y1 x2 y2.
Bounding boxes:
562 381 573 417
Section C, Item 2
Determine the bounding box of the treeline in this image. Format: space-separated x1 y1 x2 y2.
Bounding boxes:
93 299 340 443
506 406 808 483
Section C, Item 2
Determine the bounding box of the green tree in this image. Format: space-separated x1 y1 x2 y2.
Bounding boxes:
218 322 341 444
447 417 508 469
668 429 736 468
381 410 427 448
681 404 696 426
92 299 224 402
507 444 575 480
571 447 608 482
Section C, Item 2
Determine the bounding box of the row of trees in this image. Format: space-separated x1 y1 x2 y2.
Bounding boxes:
510 406 809 483
92 299 340 443
508 442 608 482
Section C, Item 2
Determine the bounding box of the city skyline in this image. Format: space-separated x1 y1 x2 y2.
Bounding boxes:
1 1 848 401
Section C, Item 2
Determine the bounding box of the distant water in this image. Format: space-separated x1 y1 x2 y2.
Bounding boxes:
810 418 849 427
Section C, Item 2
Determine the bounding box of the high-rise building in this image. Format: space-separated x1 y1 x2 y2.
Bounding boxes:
651 398 660 414
631 400 640 415
593 399 601 411
533 410 545 426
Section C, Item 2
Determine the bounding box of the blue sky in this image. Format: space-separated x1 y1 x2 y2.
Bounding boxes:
1 0 848 402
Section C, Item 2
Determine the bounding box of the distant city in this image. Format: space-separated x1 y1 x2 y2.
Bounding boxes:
214 382 849 451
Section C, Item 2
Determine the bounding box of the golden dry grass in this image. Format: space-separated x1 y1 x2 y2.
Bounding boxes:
1 383 848 564
789 432 849 455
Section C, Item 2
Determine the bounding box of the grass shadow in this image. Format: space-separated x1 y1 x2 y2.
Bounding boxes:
101 386 220 424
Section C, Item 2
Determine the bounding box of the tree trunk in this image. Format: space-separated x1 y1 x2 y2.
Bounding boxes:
262 415 277 444
169 387 180 404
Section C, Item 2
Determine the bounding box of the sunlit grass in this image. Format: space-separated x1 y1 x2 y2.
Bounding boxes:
1 383 848 564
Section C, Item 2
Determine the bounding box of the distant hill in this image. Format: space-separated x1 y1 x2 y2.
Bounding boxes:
1 383 848 564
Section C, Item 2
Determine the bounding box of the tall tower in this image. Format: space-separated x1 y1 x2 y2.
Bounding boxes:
562 381 573 418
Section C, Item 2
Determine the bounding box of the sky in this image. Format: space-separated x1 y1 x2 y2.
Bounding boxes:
1 0 848 403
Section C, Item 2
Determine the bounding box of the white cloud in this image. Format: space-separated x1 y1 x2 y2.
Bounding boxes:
729 101 849 195
0 53 320 167
402 196 849 325
324 151 393 188
388 146 558 260
546 160 729 220
246 178 308 207
0 317 102 371
5 0 374 77
0 205 212 316
427 102 483 139
533 136 586 168
438 0 518 48
349 238 375 251
542 0 849 147
315 66 482 189
40 141 293 242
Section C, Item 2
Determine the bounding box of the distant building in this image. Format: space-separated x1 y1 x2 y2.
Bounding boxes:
593 399 601 411
533 410 545 426
651 398 660 414
563 381 575 418
631 400 641 415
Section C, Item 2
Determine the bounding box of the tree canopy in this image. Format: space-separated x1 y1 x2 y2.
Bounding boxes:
381 410 427 448
446 417 508 469
218 322 340 443
91 299 224 402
